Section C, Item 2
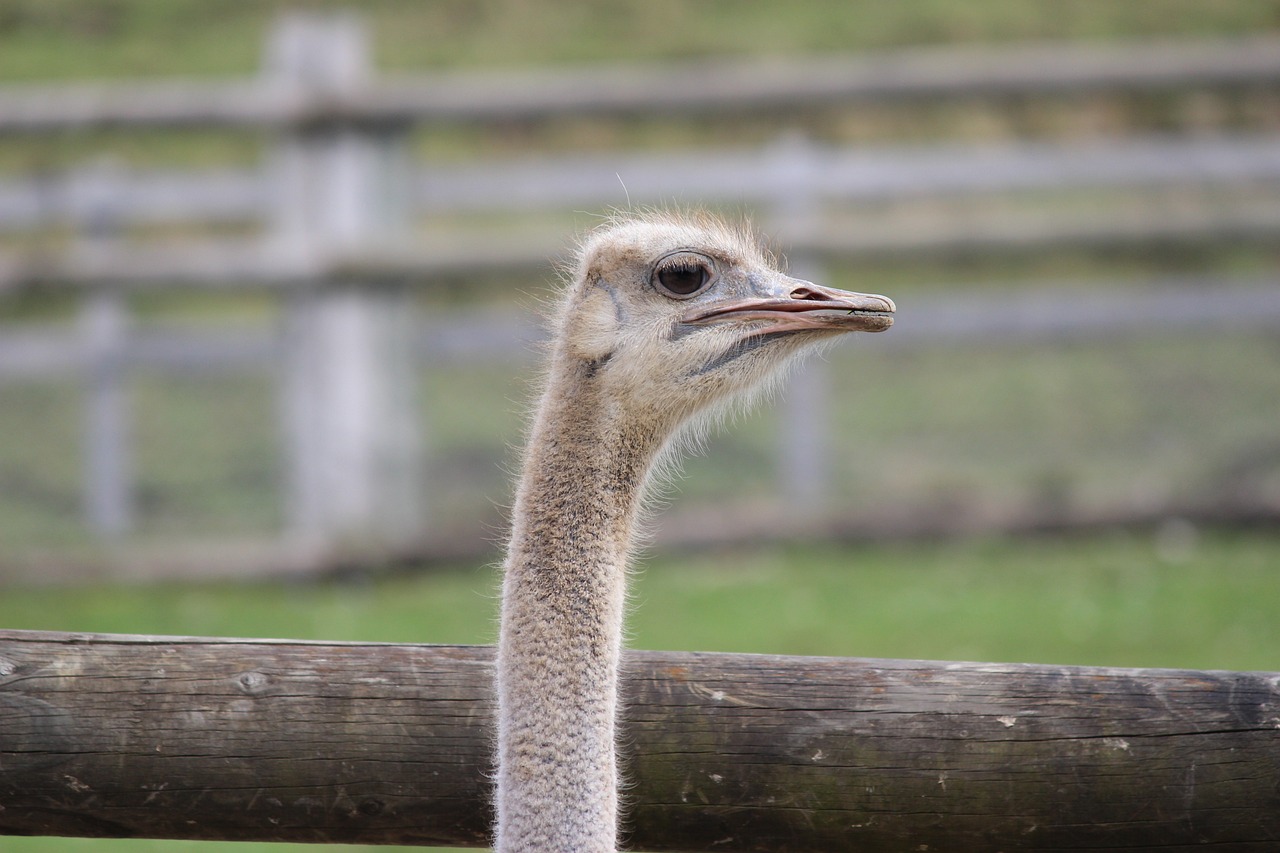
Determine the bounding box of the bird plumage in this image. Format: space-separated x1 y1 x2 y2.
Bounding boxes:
495 210 893 852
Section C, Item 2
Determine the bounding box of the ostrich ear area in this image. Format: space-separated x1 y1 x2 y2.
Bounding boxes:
564 286 620 363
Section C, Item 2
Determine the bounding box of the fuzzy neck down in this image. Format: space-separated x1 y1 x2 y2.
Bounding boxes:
495 358 670 853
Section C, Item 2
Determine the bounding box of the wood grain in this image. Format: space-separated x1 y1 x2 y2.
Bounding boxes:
2 629 1278 850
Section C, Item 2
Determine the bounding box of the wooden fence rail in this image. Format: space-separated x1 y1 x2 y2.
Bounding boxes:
4 276 1280 381
5 134 1280 236
6 206 1280 292
2 35 1280 133
1 628 1278 850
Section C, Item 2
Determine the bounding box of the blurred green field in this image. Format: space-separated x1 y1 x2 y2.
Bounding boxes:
2 528 1279 853
4 528 1278 670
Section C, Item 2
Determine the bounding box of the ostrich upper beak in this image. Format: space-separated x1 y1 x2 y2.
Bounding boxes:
681 280 895 334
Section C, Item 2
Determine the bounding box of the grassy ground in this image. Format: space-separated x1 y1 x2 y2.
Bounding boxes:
2 528 1279 853
4 529 1277 670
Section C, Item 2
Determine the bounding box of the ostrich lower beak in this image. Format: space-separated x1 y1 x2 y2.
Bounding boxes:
682 281 895 334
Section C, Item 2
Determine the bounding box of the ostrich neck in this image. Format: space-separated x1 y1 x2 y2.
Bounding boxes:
496 365 667 853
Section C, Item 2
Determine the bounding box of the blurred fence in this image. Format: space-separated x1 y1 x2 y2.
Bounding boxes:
1 14 1279 580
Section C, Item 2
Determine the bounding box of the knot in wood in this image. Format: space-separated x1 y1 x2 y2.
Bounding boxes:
235 670 271 695
357 798 385 817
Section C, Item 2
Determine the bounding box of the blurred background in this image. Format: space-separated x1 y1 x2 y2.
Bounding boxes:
1 2 1279 851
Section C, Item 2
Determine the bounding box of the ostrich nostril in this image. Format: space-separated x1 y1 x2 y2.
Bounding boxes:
790 286 826 301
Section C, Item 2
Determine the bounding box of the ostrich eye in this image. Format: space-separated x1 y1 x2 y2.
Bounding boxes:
658 264 707 295
653 255 714 298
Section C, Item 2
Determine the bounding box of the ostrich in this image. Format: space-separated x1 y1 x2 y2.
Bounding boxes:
495 210 894 852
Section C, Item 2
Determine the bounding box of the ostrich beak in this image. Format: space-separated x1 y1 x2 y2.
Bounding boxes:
682 279 895 334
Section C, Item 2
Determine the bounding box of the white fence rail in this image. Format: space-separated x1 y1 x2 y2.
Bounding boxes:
1 13 1278 570
5 276 1280 379
3 33 1279 132
5 133 1280 251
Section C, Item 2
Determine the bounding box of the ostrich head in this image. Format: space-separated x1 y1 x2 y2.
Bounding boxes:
552 211 895 429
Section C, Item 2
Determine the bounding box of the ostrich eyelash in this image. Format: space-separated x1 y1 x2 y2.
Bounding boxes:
659 261 700 274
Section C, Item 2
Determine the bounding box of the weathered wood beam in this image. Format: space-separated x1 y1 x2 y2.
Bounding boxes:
1 37 1279 134
4 135 1278 231
2 629 1278 850
4 202 1280 293
4 277 1280 382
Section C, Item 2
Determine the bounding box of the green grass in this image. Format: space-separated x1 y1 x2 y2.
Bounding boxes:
2 529 1279 852
0 843 385 853
631 531 1280 671
7 529 1277 672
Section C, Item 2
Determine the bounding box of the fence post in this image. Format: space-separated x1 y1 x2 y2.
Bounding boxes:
267 14 424 548
770 132 830 510
80 160 132 537
81 289 131 536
